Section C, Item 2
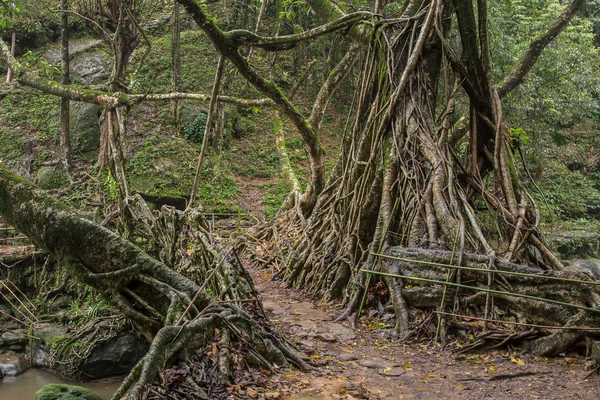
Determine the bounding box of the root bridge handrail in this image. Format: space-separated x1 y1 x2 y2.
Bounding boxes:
370 252 600 287
360 269 600 315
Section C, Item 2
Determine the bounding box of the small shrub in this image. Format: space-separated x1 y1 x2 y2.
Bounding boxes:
183 112 207 144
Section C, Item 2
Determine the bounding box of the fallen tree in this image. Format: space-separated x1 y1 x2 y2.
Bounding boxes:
0 162 307 399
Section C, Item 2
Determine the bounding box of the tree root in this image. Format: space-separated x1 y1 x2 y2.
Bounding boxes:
381 247 600 355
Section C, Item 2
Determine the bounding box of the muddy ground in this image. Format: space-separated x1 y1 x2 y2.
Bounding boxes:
245 267 600 400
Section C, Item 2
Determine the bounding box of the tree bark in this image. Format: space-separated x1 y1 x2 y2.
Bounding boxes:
3 30 15 86
170 0 181 124
60 0 72 179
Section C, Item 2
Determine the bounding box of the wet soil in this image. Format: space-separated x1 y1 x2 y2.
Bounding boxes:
248 268 600 400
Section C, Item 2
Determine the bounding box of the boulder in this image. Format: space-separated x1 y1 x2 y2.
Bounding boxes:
33 323 69 369
70 50 111 86
37 167 69 189
35 384 101 400
548 230 600 259
70 102 102 154
1 330 28 345
565 259 600 280
79 333 148 380
0 354 29 376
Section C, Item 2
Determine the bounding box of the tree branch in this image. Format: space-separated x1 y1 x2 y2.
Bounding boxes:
497 0 585 99
228 11 372 51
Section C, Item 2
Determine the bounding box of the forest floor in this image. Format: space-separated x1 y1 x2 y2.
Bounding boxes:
245 266 600 400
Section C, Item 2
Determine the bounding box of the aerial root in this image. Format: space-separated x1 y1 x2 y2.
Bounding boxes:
110 305 309 400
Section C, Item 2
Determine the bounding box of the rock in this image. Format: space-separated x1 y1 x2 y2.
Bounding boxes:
2 330 28 345
338 353 358 362
70 102 102 154
246 387 259 399
566 259 600 280
592 341 600 364
45 40 103 64
265 391 281 399
313 333 337 343
37 167 69 189
9 344 23 351
378 367 406 377
549 230 600 259
80 333 148 380
33 323 69 369
35 383 102 400
359 358 400 369
180 103 209 128
0 354 29 376
70 49 111 85
49 296 72 311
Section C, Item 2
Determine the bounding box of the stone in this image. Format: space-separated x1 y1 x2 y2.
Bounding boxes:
70 102 102 154
180 103 209 128
0 354 29 376
33 323 69 369
2 330 28 345
314 333 337 343
338 353 358 362
35 383 102 400
45 40 103 64
79 333 148 380
549 230 600 259
359 358 400 369
378 367 406 377
37 167 69 189
70 49 111 85
566 259 600 280
591 341 600 364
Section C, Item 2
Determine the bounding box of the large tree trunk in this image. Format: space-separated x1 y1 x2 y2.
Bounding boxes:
0 162 307 399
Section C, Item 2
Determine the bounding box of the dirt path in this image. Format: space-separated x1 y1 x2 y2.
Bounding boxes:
247 267 600 400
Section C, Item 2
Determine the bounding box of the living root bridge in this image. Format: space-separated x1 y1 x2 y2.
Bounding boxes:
0 162 308 399
378 247 600 356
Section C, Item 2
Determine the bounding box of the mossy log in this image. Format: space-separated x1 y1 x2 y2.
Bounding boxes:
0 162 307 399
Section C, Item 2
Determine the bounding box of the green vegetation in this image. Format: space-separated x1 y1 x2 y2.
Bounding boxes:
0 127 24 166
263 180 291 219
183 111 207 143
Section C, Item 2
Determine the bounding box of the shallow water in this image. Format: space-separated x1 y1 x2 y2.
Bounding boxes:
0 368 121 399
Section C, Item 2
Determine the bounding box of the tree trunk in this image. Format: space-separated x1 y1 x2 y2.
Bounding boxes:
170 0 181 124
60 0 72 179
3 30 15 86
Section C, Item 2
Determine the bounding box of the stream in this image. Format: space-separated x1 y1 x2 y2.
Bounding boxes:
0 369 121 399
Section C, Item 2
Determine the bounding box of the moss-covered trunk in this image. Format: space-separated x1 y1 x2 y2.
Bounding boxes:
0 162 306 399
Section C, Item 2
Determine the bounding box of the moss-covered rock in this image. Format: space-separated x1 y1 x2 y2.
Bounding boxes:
548 230 600 259
37 166 69 189
35 384 101 400
70 102 102 154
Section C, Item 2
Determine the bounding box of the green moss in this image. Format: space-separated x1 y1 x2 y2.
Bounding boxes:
0 128 25 166
35 384 101 400
0 88 60 143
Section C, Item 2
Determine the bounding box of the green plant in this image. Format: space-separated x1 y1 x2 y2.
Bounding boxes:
183 112 207 144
